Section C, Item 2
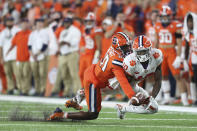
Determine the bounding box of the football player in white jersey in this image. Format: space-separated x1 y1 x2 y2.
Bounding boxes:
115 35 163 119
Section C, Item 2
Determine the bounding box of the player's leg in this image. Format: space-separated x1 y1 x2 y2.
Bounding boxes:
160 54 171 104
49 83 101 120
169 53 189 106
65 56 87 109
191 64 197 105
115 96 158 119
79 57 86 87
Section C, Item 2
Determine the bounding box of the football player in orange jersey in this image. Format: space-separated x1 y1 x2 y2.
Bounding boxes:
78 12 102 88
48 32 136 120
154 5 188 105
145 10 159 48
182 12 197 105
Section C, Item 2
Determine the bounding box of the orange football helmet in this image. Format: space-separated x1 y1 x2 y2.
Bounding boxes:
159 5 172 24
132 35 152 62
112 32 132 57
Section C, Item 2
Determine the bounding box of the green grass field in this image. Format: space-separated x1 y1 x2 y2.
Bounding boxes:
0 101 197 131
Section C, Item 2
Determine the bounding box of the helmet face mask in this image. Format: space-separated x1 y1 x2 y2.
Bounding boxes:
132 35 152 63
160 15 171 24
135 48 150 62
112 32 132 57
119 44 132 57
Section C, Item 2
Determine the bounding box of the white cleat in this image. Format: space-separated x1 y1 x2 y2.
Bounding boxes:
115 104 125 119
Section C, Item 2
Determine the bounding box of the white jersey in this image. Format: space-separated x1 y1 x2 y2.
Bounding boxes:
123 48 163 81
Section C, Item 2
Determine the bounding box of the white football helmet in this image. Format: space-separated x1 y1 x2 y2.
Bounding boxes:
132 35 152 62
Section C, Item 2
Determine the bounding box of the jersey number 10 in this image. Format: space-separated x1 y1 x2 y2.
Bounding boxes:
159 32 172 43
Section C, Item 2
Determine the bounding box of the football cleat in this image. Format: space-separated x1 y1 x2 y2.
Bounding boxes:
48 107 64 121
115 104 125 119
65 99 83 110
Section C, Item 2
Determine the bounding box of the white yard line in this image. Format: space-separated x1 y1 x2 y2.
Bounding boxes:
1 95 197 113
0 116 196 121
0 124 196 129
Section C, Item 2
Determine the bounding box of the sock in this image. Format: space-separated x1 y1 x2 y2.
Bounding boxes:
161 80 170 101
181 92 189 106
190 82 196 102
63 112 68 119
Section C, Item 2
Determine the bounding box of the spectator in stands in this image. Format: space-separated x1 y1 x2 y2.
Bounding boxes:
100 17 113 59
145 10 159 47
105 12 134 39
0 17 21 94
109 0 124 19
28 18 49 96
53 17 81 97
6 19 31 95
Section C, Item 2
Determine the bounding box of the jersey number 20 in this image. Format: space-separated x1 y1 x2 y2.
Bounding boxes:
100 54 109 71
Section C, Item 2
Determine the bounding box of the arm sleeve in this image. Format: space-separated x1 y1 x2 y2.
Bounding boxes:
112 67 135 99
40 44 48 52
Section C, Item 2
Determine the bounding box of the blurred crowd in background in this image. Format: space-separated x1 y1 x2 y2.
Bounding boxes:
0 0 197 106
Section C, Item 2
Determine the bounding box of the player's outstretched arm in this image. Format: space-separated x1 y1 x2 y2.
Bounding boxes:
151 64 162 98
113 68 135 99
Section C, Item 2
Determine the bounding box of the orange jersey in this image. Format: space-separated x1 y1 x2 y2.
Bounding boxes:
155 21 182 46
80 26 102 55
107 23 134 34
100 32 112 58
83 46 135 112
145 20 156 46
94 46 135 98
12 30 31 61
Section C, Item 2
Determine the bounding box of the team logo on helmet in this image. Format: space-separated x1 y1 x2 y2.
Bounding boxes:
112 37 119 45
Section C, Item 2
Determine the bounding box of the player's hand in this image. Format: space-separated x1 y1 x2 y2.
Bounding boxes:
172 56 181 69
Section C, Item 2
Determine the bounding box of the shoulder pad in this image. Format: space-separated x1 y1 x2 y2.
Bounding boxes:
123 54 136 75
